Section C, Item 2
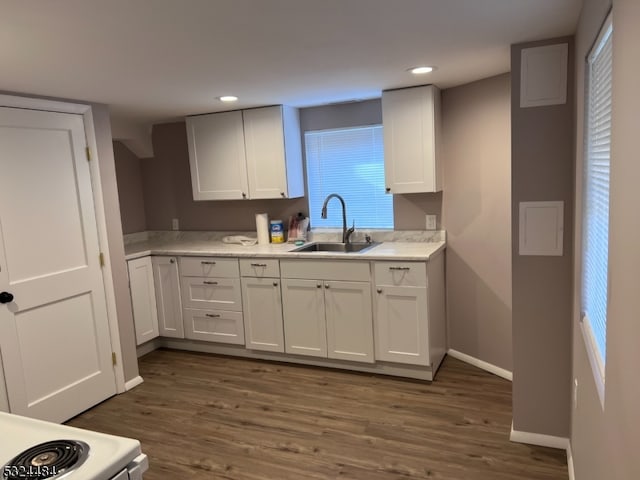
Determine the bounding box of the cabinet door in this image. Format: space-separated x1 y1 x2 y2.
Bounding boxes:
325 281 374 363
241 277 284 352
186 111 249 200
382 85 441 193
374 285 429 365
152 256 184 338
243 106 288 199
183 308 244 344
128 257 159 345
281 279 327 357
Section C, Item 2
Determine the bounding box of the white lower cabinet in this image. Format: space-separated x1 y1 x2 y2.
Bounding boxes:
324 281 374 363
133 251 446 378
127 256 159 346
375 285 428 365
152 256 184 338
373 256 446 369
281 279 327 357
180 256 245 345
241 277 285 352
280 260 374 363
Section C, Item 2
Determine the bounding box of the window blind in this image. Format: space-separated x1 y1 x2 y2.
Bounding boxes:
305 125 393 229
581 14 613 377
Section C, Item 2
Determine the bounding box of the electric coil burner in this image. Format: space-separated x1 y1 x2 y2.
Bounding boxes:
0 412 148 479
2 440 89 480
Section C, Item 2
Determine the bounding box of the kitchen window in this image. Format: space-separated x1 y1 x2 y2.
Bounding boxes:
304 125 393 229
580 11 612 400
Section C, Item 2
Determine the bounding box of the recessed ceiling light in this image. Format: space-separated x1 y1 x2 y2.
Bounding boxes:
408 66 435 75
218 95 238 102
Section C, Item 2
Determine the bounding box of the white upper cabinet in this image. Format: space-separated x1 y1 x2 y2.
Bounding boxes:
244 106 304 199
186 110 248 200
382 85 442 193
186 105 304 201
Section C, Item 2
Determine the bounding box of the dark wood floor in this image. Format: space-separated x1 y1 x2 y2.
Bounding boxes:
68 349 567 480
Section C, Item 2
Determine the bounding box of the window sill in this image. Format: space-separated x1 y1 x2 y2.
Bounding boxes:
579 315 605 409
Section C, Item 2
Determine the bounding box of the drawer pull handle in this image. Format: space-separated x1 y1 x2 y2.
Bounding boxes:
389 267 411 271
251 263 268 267
205 313 221 318
203 281 218 285
201 261 217 265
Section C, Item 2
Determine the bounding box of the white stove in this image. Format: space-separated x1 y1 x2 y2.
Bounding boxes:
0 412 148 480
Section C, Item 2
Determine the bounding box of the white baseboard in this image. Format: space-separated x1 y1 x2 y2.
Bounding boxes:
447 349 513 381
567 443 575 480
510 422 569 450
124 375 144 391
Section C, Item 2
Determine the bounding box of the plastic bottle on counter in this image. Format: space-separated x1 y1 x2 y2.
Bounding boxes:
270 220 284 243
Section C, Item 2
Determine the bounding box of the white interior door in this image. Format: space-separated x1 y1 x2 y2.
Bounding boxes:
0 107 116 423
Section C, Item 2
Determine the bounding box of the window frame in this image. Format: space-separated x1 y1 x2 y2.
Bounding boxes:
579 10 613 406
303 124 393 230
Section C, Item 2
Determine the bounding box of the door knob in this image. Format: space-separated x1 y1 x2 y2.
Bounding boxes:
0 292 14 304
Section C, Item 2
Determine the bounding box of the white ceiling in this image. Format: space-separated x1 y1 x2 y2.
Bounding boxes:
1 0 582 155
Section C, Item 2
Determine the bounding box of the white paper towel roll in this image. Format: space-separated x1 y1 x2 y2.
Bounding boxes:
256 213 269 245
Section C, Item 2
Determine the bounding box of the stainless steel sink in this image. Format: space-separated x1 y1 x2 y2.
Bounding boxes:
291 242 380 254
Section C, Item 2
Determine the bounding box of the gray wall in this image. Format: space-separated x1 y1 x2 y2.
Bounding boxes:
571 0 640 478
113 141 147 234
139 100 441 231
442 73 512 372
510 37 575 437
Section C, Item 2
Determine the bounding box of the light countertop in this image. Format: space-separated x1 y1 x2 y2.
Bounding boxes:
124 239 445 262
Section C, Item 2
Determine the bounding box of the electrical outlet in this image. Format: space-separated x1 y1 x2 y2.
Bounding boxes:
426 214 437 230
573 378 579 410
172 218 179 231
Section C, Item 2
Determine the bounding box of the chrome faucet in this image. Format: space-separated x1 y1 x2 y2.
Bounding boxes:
321 193 355 244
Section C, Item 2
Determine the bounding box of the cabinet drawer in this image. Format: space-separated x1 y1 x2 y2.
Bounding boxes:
374 261 427 287
183 308 245 344
239 258 280 277
181 277 242 311
180 257 239 278
280 260 370 281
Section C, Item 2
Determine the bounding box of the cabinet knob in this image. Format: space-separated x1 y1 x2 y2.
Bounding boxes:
324 283 330 289
242 192 247 199
169 258 175 264
385 187 391 193
280 192 286 197
316 283 322 288
273 281 279 287
377 288 383 294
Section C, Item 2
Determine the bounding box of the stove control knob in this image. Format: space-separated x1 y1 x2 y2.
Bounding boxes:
0 292 14 304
